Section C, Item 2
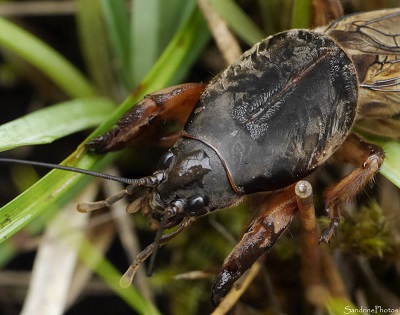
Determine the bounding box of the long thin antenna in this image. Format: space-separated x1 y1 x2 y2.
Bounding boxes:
0 157 139 185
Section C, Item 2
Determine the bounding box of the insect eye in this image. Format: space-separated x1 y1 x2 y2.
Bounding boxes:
158 151 175 170
185 195 209 216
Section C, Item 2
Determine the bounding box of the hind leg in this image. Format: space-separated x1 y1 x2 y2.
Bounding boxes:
319 133 385 243
211 185 298 306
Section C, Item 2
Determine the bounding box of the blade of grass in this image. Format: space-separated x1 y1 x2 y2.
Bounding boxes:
354 130 400 189
135 0 198 86
138 9 208 92
0 168 58 268
76 0 116 98
0 97 115 152
100 0 133 89
159 0 196 49
0 168 55 268
325 297 357 315
20 189 91 315
158 9 210 86
373 139 400 189
98 7 209 128
257 0 293 35
209 0 264 45
1 5 202 314
0 5 208 248
130 0 198 86
78 236 161 315
0 11 208 312
131 0 161 86
0 18 96 98
291 0 311 28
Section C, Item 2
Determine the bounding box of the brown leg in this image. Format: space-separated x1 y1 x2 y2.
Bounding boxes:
211 185 298 306
319 133 385 242
87 83 205 153
120 217 195 288
77 172 164 212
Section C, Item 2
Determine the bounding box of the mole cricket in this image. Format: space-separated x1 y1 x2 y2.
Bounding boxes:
1 8 399 306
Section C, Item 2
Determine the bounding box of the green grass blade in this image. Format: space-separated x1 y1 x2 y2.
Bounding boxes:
86 8 209 134
0 151 111 241
291 0 311 28
354 130 400 189
0 18 96 98
0 10 208 312
0 90 139 243
210 0 264 45
139 8 209 92
258 0 293 35
0 5 209 247
158 0 196 49
78 238 161 315
0 97 115 152
375 140 400 189
131 0 161 85
100 0 133 89
76 0 116 97
130 0 198 86
325 297 357 315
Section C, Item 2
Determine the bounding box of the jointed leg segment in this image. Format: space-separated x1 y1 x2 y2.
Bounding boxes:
77 172 166 213
320 134 385 242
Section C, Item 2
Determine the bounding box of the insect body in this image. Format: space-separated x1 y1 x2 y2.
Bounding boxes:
81 8 400 305
87 30 360 217
74 8 400 305
2 8 399 307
